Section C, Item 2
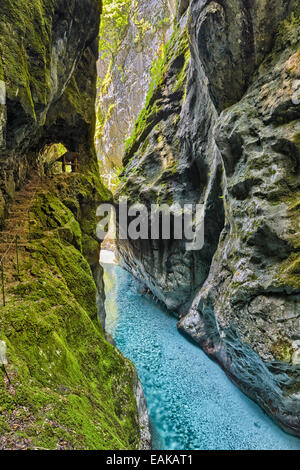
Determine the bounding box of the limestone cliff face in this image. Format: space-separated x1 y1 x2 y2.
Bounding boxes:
0 0 101 223
95 0 175 188
0 0 145 450
116 0 300 436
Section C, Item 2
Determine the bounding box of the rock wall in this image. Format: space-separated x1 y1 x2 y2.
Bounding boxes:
0 0 146 449
116 0 300 436
95 0 175 188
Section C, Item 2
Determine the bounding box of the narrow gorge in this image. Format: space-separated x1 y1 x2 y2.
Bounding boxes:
0 0 299 452
0 0 148 450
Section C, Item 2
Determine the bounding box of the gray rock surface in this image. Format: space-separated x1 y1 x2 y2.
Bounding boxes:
133 371 152 450
116 0 300 435
0 0 101 226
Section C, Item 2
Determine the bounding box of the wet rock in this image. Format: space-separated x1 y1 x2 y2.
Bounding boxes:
117 1 300 435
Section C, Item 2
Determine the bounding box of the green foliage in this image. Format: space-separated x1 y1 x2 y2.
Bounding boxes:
99 0 132 58
96 102 116 140
124 25 190 157
96 0 132 142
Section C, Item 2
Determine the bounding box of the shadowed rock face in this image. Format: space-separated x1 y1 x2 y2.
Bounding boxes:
0 0 101 225
116 0 300 435
193 0 299 111
0 0 148 450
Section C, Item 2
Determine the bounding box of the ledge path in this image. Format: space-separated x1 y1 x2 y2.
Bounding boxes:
0 174 44 297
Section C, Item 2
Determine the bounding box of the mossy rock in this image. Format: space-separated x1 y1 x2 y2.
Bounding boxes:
0 185 140 450
270 340 294 363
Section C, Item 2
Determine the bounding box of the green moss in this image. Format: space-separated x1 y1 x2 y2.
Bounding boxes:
270 340 294 363
173 36 190 92
0 415 10 433
96 102 116 141
133 17 153 45
275 4 300 48
124 24 190 160
0 0 54 118
292 132 300 145
0 184 139 450
49 172 112 257
98 0 132 58
31 193 82 249
56 172 111 206
270 183 299 285
286 256 300 274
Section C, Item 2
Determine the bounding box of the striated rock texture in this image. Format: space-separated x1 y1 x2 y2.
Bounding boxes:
96 0 175 188
116 0 300 436
0 0 146 449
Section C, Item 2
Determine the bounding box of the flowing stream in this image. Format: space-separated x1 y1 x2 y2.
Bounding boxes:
101 257 300 450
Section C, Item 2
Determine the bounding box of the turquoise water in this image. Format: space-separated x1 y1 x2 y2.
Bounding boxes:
102 262 300 450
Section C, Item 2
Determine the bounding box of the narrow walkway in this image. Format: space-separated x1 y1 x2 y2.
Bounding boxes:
0 174 43 299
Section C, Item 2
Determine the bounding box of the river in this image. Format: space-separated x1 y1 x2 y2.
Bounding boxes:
101 258 300 450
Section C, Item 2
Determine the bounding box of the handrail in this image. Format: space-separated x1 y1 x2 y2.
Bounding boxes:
0 236 16 265
0 174 42 306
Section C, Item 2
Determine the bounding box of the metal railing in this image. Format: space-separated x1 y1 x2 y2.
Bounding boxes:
0 177 40 307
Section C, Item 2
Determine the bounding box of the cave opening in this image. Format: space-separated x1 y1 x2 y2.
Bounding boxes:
38 143 81 177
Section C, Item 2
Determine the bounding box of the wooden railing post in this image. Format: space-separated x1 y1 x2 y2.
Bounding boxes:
15 235 20 277
1 262 5 307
